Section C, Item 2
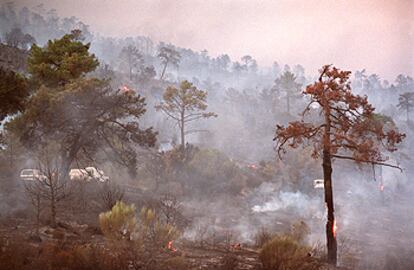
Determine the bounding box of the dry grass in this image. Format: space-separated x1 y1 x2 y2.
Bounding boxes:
259 235 322 270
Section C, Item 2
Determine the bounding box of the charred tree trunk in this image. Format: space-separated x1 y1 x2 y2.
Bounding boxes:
321 88 337 265
180 112 185 149
50 188 57 228
407 107 410 123
287 94 290 114
160 60 169 80
129 65 133 81
61 136 82 181
323 149 337 265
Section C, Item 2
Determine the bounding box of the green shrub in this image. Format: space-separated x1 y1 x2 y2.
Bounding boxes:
259 236 322 270
99 201 137 241
139 206 180 247
99 202 179 249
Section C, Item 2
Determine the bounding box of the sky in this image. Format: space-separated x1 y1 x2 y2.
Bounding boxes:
16 0 414 80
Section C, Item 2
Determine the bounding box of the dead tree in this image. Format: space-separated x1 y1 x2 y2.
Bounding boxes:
100 182 125 210
274 65 405 265
158 193 182 226
24 185 42 234
24 148 71 228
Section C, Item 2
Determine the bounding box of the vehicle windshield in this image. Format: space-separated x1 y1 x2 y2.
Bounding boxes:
21 169 34 175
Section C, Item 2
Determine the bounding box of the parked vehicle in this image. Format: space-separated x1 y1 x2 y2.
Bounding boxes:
313 179 324 189
20 169 47 181
69 167 109 183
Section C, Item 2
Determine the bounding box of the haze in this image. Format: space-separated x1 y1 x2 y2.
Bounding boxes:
16 0 413 80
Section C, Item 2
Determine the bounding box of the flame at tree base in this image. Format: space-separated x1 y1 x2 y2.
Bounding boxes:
167 241 177 252
333 220 337 239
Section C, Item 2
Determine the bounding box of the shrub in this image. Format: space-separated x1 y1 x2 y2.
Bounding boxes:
255 227 275 248
162 256 187 270
139 206 180 248
99 201 137 241
259 236 322 270
100 182 125 211
221 252 238 270
290 221 310 244
99 202 179 248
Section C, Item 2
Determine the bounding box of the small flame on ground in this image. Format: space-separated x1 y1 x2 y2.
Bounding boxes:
120 85 134 94
333 220 337 239
167 240 177 252
380 184 384 192
248 164 257 170
231 243 241 250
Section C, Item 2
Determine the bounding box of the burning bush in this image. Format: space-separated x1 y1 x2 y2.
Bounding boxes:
139 206 180 248
99 202 181 269
259 236 322 270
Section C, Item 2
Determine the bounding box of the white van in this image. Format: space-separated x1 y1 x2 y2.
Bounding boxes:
69 167 109 183
313 179 324 189
20 169 47 181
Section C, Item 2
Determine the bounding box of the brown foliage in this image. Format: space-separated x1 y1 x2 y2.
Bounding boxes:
259 236 322 270
275 64 405 170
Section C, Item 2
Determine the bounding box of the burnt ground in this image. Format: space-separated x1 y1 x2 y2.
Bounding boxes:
0 217 262 270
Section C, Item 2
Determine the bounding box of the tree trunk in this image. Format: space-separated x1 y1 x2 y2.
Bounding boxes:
407 107 409 123
50 191 56 228
129 65 133 81
61 137 82 181
35 193 41 235
323 149 337 265
160 61 168 80
180 114 185 149
322 91 337 265
287 94 290 114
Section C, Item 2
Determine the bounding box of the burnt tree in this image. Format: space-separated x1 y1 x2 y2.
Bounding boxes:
274 65 405 265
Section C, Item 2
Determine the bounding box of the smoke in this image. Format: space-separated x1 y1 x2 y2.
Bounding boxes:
14 0 414 79
252 190 323 217
2 2 414 269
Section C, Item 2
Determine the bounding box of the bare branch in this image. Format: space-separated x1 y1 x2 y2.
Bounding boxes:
331 154 403 172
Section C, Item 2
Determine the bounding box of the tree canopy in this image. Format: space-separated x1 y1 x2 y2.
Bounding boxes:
0 67 29 123
156 80 217 148
274 65 405 265
273 71 302 114
8 32 156 175
28 30 99 87
275 65 404 165
397 92 414 122
157 46 180 80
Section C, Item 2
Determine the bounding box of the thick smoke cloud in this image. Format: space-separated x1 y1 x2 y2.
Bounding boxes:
15 0 414 80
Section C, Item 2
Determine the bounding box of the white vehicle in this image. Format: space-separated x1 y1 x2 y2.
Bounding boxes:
313 179 324 189
20 169 47 181
69 167 109 183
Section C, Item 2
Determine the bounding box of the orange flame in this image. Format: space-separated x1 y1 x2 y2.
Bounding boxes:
167 240 177 252
333 220 337 239
120 85 135 94
380 184 384 192
248 164 257 170
231 243 241 250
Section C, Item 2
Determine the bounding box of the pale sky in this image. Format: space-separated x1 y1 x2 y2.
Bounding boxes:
17 0 414 80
